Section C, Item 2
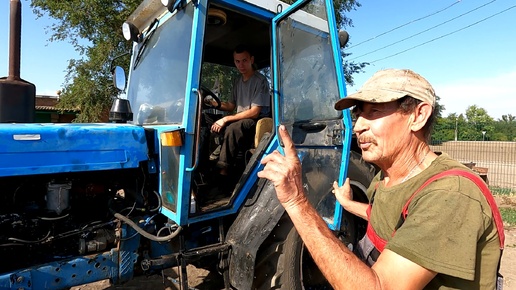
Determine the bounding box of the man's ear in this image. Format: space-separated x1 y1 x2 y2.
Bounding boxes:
410 102 432 132
250 55 255 64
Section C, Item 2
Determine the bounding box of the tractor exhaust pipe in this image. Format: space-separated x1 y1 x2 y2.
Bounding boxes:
0 0 36 123
8 0 22 81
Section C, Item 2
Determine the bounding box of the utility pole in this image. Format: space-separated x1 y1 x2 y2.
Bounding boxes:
454 117 458 141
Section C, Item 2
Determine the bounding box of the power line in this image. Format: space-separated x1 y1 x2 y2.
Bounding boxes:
348 0 462 49
349 0 497 61
368 4 516 64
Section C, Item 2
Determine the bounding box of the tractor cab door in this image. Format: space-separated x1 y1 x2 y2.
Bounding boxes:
272 0 353 230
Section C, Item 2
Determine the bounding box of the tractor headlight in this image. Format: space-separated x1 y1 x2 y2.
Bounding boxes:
122 21 140 42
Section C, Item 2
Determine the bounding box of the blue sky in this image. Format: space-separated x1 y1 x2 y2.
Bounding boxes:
1 0 515 120
0 1 78 96
345 0 516 120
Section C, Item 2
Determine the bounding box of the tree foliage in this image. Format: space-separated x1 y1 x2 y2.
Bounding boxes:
432 105 516 142
332 0 369 87
31 0 365 122
30 0 142 122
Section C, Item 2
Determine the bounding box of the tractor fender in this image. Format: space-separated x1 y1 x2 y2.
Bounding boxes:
226 178 285 289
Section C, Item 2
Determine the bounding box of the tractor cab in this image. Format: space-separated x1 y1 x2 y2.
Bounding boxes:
116 0 352 228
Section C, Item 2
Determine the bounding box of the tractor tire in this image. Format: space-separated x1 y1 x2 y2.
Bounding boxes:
252 151 374 289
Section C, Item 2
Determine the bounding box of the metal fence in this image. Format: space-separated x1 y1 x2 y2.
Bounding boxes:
429 140 516 194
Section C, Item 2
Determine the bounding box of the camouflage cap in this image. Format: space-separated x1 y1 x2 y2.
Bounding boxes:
335 69 436 110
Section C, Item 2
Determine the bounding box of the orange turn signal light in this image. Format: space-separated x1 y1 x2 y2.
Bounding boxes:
161 131 182 147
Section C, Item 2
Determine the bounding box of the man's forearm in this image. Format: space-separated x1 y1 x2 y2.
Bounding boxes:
224 107 260 122
342 200 369 220
284 198 381 289
219 101 235 112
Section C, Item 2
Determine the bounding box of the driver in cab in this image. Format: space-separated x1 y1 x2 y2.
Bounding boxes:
207 44 270 185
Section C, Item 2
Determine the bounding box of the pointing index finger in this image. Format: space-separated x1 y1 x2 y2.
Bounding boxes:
278 125 297 158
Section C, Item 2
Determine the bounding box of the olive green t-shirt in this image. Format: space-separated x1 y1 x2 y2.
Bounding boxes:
367 153 501 289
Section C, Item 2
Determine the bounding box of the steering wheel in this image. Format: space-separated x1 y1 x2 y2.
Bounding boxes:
200 86 222 109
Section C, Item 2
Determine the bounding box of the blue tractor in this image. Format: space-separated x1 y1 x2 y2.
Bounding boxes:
0 0 374 288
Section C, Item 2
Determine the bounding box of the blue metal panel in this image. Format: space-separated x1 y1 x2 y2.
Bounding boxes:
0 251 118 289
325 0 353 231
0 226 139 289
117 225 141 284
0 123 148 177
213 0 276 20
169 0 208 226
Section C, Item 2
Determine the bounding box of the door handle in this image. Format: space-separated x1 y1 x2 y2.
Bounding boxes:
297 122 326 132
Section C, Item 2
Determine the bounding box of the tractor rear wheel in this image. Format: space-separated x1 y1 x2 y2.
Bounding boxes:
252 151 373 289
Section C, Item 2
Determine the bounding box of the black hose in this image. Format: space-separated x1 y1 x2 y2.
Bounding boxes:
114 213 182 242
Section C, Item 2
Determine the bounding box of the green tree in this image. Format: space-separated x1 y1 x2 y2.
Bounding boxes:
494 114 516 141
334 0 369 87
431 105 516 142
433 95 445 119
30 0 141 122
432 112 456 143
429 95 447 143
201 63 240 102
464 105 494 141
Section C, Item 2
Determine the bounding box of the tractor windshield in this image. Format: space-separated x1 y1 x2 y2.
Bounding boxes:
127 4 195 125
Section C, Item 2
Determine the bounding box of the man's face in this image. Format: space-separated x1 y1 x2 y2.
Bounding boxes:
353 101 412 167
233 51 254 75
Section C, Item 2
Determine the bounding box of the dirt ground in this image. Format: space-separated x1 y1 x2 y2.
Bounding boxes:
75 196 516 290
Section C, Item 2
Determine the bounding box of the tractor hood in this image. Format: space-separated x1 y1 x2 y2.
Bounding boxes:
0 123 148 177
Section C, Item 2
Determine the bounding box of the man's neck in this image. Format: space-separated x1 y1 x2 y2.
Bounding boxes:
380 142 435 187
242 70 255 81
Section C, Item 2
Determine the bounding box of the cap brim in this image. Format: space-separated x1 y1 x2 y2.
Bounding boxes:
334 95 359 110
334 89 407 111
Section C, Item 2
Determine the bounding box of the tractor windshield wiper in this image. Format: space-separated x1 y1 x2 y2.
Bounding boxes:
133 18 159 70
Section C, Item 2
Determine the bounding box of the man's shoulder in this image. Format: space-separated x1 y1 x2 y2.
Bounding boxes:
252 71 268 82
413 155 491 208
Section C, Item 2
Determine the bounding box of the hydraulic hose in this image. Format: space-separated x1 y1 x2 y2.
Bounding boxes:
114 213 182 242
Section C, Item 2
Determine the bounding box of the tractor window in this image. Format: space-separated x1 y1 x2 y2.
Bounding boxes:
201 63 271 103
276 2 342 124
126 3 195 125
201 63 239 103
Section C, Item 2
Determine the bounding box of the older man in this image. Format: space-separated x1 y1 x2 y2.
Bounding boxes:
258 69 503 289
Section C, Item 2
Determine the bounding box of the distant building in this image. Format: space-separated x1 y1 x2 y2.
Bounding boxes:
35 94 79 123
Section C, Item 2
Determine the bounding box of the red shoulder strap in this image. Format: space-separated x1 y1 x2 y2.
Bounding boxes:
366 205 388 252
401 169 505 250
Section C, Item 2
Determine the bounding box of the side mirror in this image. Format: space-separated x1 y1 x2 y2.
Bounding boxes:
339 30 349 48
112 66 127 92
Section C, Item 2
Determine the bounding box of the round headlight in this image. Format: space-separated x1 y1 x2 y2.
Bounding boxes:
122 22 139 42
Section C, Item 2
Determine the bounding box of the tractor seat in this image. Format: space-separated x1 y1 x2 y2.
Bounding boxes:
244 117 273 164
254 117 273 149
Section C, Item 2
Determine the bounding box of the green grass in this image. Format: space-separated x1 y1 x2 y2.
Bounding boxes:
500 208 516 226
490 186 516 196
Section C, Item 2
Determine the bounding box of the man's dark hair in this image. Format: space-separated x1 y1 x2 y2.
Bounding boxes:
234 44 254 57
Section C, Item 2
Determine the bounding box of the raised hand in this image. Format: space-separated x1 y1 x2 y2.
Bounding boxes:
257 125 306 209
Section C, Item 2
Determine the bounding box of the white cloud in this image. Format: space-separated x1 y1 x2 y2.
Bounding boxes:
435 70 516 120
